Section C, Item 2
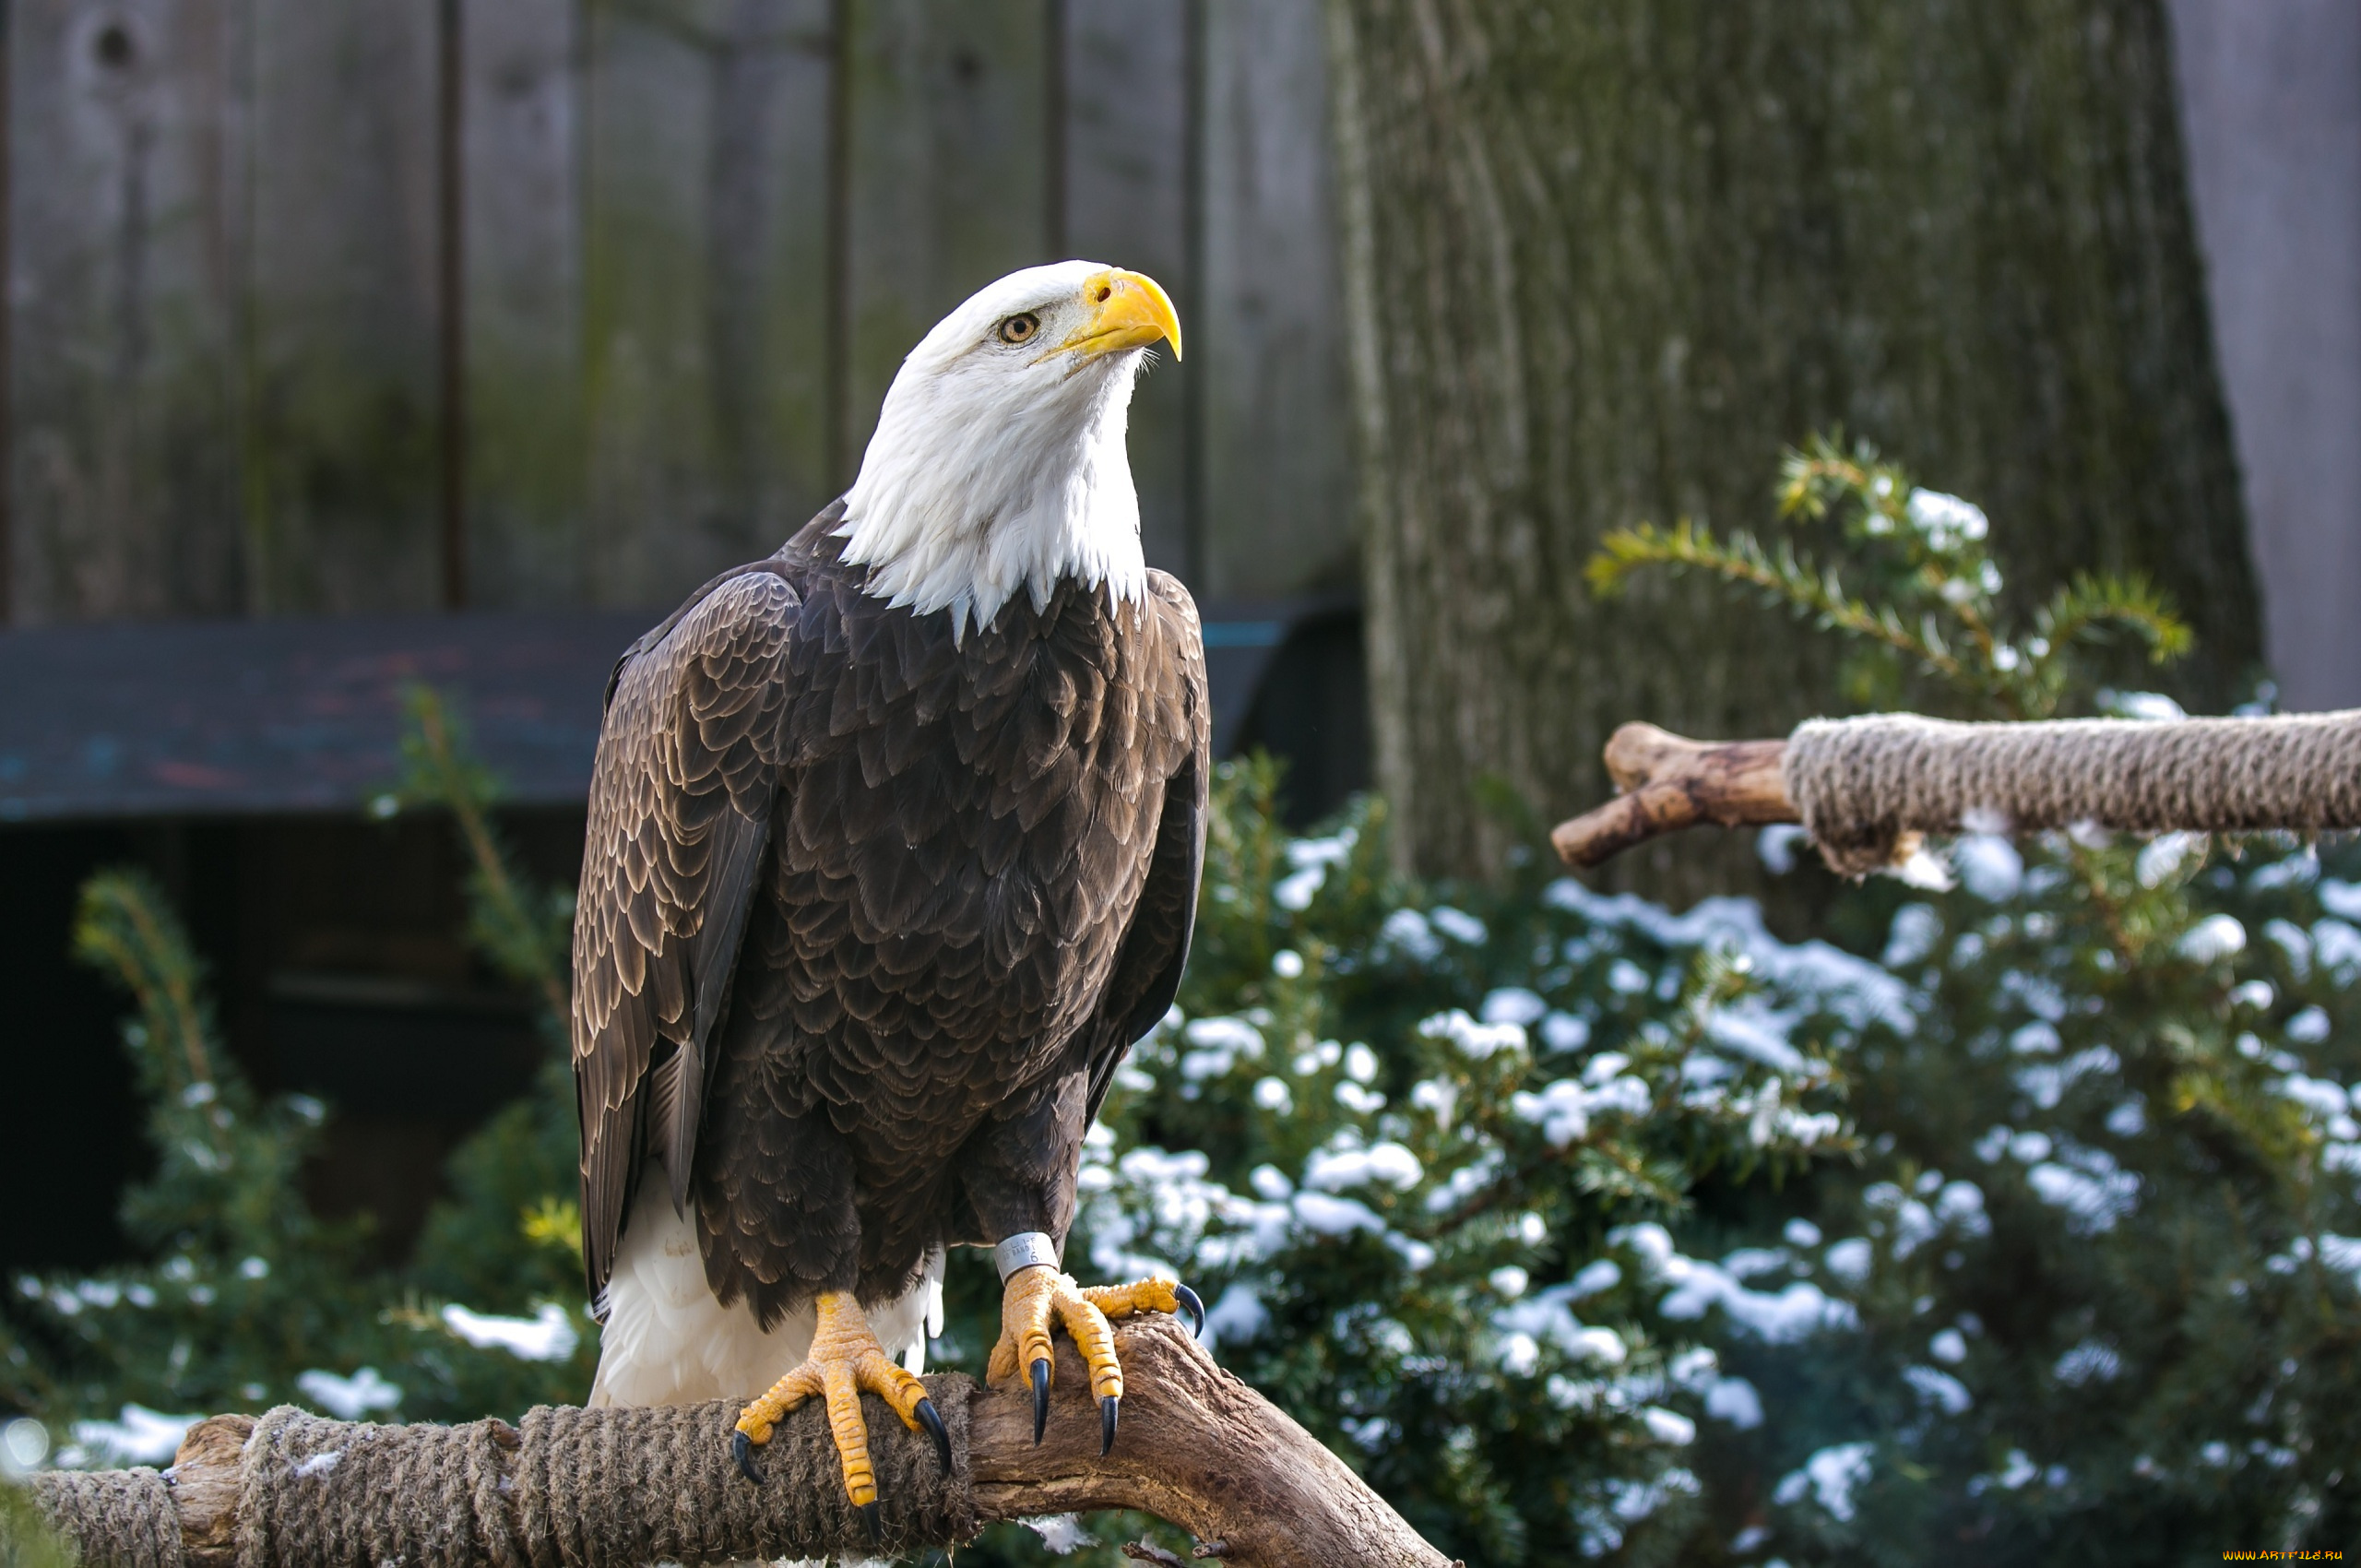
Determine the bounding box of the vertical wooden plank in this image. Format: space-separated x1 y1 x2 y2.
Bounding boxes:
8 0 247 623
1198 0 1349 600
243 0 440 613
460 0 586 610
580 0 834 611
435 0 466 608
1061 0 1193 578
842 0 1050 470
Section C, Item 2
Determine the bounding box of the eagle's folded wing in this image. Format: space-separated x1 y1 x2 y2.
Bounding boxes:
574 567 801 1306
1084 575 1212 1127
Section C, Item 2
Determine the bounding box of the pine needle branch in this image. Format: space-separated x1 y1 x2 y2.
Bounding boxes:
386 686 572 1031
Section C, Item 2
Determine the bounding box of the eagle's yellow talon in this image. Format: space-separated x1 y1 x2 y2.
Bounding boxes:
988 1267 1193 1446
731 1290 934 1508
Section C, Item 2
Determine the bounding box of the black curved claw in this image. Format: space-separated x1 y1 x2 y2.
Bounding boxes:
916 1395 952 1475
732 1429 763 1485
858 1500 882 1545
1100 1394 1119 1456
1173 1282 1205 1336
1030 1357 1051 1444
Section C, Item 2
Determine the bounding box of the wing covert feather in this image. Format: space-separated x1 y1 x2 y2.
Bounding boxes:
574 568 801 1303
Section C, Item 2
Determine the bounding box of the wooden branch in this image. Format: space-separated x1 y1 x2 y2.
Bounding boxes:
1551 723 1795 868
965 1319 1446 1568
57 1319 1452 1568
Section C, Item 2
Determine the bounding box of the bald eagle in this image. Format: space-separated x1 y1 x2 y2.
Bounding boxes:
572 263 1207 1519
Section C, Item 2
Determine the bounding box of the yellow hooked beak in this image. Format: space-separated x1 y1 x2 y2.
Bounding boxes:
1055 268 1183 363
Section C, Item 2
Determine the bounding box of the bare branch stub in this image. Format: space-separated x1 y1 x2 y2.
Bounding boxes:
1551 723 1797 868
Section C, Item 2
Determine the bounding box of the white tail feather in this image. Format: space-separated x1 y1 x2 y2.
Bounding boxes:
589 1182 943 1408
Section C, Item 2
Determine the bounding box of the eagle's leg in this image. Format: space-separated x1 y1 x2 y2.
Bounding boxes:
985 1260 1204 1455
731 1290 951 1517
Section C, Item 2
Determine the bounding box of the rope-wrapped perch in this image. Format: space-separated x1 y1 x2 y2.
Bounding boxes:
13 1318 1453 1568
1552 709 2361 873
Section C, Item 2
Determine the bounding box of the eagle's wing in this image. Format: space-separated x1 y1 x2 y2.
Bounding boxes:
573 565 801 1305
1084 573 1213 1127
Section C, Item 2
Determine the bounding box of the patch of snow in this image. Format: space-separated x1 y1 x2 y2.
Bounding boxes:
1955 837 2023 901
296 1366 403 1420
1708 1005 1807 1072
2319 880 2361 923
1615 1223 1857 1341
1905 488 1988 547
1429 906 1488 945
2054 1339 2121 1385
1544 882 1916 1033
1480 987 1548 1026
2103 690 2187 722
1303 1142 1421 1193
2135 833 2199 888
68 1406 203 1466
1775 1442 1874 1522
2025 1161 2140 1233
1758 823 1809 873
1539 1011 1591 1051
1290 1192 1387 1238
1903 1365 1972 1413
2317 919 2361 981
1418 1009 1526 1061
1377 909 1443 964
2177 915 2248 965
1884 905 1943 968
442 1303 578 1363
1022 1514 1097 1554
1201 1284 1267 1350
1822 1238 1873 1284
1641 1407 1696 1444
1706 1376 1764 1430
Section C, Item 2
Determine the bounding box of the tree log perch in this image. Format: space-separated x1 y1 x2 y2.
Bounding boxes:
1554 709 2361 873
1551 724 1797 868
17 1318 1453 1568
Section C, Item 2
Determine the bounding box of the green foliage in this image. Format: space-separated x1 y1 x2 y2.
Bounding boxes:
1577 434 2359 1562
1726 826 2361 1564
1589 433 2189 719
380 685 586 1318
1 797 591 1463
383 686 575 1024
1038 765 1857 1562
0 1481 78 1568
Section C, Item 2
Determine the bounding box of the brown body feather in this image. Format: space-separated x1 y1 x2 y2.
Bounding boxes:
572 504 1209 1328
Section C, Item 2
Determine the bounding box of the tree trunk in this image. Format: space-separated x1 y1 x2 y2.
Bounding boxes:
1325 0 2258 881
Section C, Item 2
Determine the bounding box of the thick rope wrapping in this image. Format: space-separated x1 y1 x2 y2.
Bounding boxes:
20 1381 978 1568
235 1407 524 1568
515 1391 976 1568
24 1469 184 1568
1786 708 2361 875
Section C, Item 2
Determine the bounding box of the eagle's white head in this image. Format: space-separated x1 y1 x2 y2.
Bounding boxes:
836 260 1181 641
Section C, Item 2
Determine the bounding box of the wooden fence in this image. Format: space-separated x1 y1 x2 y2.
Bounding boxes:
0 0 1353 625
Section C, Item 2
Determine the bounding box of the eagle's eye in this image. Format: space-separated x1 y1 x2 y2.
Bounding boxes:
995 312 1041 346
